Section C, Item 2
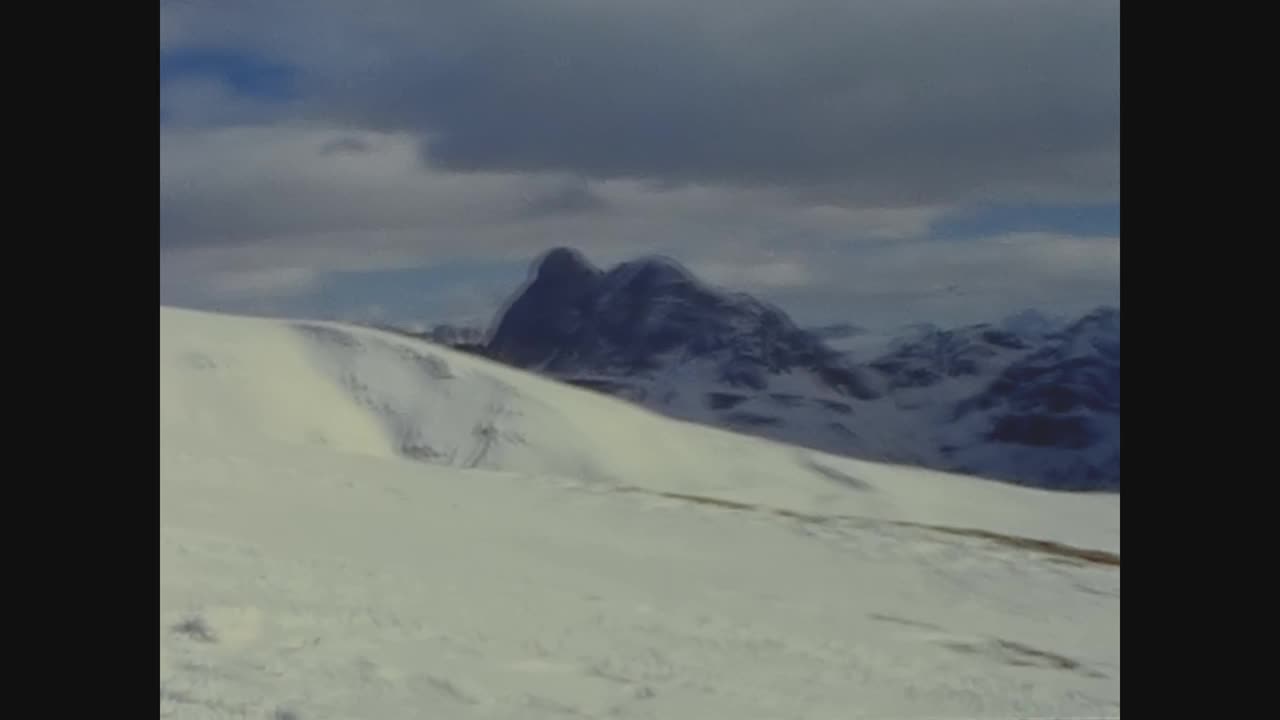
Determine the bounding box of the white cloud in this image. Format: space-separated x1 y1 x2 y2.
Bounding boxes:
693 259 815 291
204 267 322 298
160 123 958 308
754 233 1120 328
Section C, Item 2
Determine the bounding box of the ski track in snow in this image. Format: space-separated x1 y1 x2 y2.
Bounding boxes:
160 307 1119 719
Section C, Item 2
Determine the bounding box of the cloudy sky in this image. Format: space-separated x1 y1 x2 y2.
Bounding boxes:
160 0 1119 331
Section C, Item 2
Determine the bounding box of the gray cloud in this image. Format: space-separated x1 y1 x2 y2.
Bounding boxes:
161 0 1118 207
319 136 375 156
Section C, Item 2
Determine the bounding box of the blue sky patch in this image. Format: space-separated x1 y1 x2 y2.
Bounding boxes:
160 49 298 101
932 203 1119 240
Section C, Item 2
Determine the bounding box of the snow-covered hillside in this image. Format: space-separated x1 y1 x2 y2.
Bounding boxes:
160 306 1119 719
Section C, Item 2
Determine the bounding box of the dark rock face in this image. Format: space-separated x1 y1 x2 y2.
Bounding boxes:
469 246 1119 492
426 324 486 347
869 324 1027 390
706 392 749 411
807 322 867 341
960 308 1119 419
950 307 1120 489
485 248 606 369
486 247 879 398
987 414 1097 449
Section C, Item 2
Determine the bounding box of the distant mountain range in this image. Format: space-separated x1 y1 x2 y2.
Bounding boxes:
395 247 1120 491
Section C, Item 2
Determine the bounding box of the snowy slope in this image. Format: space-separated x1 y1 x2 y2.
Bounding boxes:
161 306 1120 719
161 307 1117 548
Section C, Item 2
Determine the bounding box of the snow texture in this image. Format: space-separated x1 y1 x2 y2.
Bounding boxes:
161 306 1119 719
